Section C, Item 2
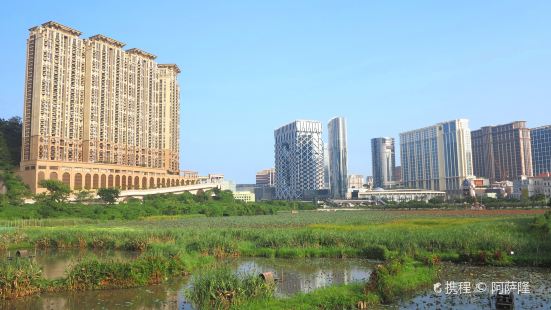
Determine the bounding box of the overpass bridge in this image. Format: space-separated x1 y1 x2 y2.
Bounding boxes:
119 183 220 199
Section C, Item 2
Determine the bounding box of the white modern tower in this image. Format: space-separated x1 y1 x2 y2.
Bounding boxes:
274 120 324 200
400 119 473 195
328 117 348 199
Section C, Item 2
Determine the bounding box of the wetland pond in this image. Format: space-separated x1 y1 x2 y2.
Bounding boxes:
1 249 550 309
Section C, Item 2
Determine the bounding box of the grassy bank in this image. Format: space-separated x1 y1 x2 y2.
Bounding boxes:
0 249 211 300
1 210 550 302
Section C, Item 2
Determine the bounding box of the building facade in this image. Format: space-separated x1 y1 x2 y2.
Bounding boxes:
347 174 364 189
328 117 348 198
18 21 196 193
274 120 324 200
371 137 396 188
471 121 532 182
256 168 276 187
400 119 473 195
513 174 551 199
393 166 402 185
356 189 446 203
532 125 551 176
234 191 256 202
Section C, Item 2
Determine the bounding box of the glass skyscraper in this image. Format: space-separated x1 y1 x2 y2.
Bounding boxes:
328 117 348 199
532 125 551 176
371 137 396 189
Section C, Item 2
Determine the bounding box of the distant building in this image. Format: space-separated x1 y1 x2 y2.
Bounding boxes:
371 137 396 188
323 143 330 189
234 191 256 202
348 174 364 189
236 184 257 193
328 117 348 199
274 120 324 200
256 168 276 187
513 174 551 199
219 180 236 192
353 188 446 203
471 121 532 182
532 125 551 176
400 119 473 195
393 166 402 184
365 176 374 189
254 186 276 201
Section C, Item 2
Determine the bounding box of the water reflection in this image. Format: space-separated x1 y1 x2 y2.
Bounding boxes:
2 254 549 310
230 257 374 295
3 249 140 280
399 263 551 309
1 257 375 309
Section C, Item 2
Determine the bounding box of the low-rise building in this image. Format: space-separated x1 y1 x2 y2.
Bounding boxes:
351 188 446 203
234 191 255 202
513 174 551 198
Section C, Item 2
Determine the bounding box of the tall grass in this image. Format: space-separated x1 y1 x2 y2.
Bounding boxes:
0 259 44 299
186 268 275 309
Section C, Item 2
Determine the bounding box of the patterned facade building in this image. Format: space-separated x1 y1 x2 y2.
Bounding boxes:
327 117 348 198
471 121 532 182
400 119 473 195
371 137 396 188
274 120 324 200
531 125 551 176
19 21 195 193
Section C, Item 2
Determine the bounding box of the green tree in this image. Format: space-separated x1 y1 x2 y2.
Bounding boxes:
38 179 71 203
0 171 30 206
0 117 22 169
97 187 121 204
75 190 94 202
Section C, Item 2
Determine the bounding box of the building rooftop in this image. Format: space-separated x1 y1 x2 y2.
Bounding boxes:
126 48 157 60
88 34 126 48
158 64 181 73
31 21 82 36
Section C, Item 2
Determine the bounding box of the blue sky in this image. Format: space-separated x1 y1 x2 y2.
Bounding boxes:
1 1 550 183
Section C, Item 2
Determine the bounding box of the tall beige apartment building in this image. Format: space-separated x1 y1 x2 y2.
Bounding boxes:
471 121 533 182
19 21 197 193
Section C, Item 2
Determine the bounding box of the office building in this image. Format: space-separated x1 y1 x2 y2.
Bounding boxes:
18 21 196 193
256 168 276 187
328 117 348 198
471 121 532 182
532 125 551 176
274 120 324 200
400 119 473 195
371 137 396 188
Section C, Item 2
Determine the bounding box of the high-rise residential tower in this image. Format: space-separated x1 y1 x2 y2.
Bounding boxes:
274 120 324 200
471 121 532 182
371 137 396 188
328 117 348 198
18 21 196 193
532 125 551 176
400 119 473 195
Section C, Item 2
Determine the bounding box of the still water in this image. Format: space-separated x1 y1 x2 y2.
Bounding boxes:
1 250 375 309
1 250 550 309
